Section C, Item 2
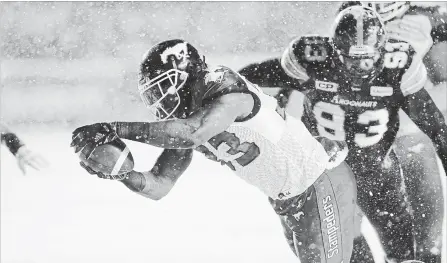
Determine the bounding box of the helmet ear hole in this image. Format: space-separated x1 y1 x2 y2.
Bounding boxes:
170 56 178 69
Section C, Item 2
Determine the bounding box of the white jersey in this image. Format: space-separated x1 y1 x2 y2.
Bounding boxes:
197 67 330 200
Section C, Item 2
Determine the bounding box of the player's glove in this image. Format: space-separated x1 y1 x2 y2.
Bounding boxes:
70 123 118 154
78 161 129 181
15 146 49 175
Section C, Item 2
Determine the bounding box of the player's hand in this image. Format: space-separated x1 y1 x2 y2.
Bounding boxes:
387 15 433 59
79 161 129 181
70 123 118 153
15 146 49 175
315 137 349 169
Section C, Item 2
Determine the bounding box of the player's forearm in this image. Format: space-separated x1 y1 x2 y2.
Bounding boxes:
151 149 193 182
403 90 447 174
121 149 192 200
239 59 303 90
433 132 447 174
121 170 173 200
111 121 200 149
428 117 447 174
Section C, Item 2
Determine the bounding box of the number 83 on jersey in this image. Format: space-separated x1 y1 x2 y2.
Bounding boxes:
313 101 390 148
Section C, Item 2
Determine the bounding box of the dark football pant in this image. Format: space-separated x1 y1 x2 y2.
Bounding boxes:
275 90 444 262
350 149 415 263
269 162 358 263
350 139 444 263
395 134 444 263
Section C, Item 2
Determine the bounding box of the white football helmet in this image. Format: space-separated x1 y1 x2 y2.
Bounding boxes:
361 2 411 21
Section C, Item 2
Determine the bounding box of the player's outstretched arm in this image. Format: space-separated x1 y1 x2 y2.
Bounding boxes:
1 123 48 174
109 93 254 149
238 58 304 90
402 89 447 174
70 92 253 151
121 149 193 200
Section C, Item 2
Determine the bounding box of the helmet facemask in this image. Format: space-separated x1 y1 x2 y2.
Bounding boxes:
337 46 383 80
138 68 189 120
365 2 410 22
331 6 388 85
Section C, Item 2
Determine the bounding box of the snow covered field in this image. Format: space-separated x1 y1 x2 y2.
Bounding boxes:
1 38 446 263
1 90 446 263
1 129 299 263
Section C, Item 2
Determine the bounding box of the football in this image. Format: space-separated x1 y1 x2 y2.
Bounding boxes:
78 137 134 176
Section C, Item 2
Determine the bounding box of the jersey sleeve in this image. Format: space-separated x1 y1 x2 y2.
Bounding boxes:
238 58 304 90
400 57 428 96
202 66 261 122
281 38 311 81
382 40 428 96
280 35 334 82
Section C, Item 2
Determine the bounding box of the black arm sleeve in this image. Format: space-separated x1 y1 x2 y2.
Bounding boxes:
150 149 193 181
238 58 305 91
402 89 447 174
121 149 193 193
0 124 24 155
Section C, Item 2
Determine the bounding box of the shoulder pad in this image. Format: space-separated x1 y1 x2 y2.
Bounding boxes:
203 65 258 101
381 41 427 96
294 35 334 63
203 66 261 122
400 59 427 96
281 35 334 81
203 66 247 98
383 41 414 70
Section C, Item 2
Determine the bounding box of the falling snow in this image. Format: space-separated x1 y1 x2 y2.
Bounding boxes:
0 2 446 263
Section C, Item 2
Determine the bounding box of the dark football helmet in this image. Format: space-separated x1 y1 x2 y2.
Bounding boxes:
331 6 388 85
138 39 206 120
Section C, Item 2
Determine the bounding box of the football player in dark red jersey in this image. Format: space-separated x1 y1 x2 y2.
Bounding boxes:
70 39 361 263
1 123 48 174
239 6 446 263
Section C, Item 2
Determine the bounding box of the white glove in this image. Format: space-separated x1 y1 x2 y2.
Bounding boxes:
15 146 49 175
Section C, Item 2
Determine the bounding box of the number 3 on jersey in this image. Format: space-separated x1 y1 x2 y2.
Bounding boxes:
197 131 260 171
313 101 389 148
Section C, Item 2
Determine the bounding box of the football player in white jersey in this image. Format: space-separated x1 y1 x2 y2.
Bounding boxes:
71 39 359 263
1 123 48 175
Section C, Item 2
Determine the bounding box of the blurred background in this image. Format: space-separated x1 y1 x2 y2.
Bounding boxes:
0 1 341 127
